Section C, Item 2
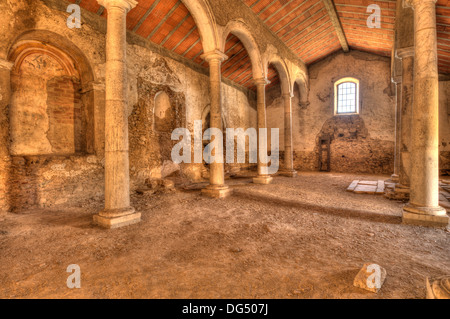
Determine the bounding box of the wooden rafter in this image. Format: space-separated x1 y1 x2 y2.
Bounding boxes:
322 0 349 52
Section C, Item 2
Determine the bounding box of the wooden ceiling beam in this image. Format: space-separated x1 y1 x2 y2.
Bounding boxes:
322 0 349 52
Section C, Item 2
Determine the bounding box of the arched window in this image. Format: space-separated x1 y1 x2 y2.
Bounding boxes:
334 77 360 115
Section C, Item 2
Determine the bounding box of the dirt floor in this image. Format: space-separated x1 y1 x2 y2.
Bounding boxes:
0 172 449 299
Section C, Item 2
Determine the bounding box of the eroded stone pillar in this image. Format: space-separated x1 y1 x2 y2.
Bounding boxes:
94 0 141 228
391 78 401 183
0 59 14 214
280 93 297 177
253 78 273 184
396 47 414 189
403 0 448 227
201 51 232 198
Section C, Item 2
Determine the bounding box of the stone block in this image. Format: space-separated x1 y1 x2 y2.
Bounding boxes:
94 211 141 229
354 185 377 194
347 180 359 192
426 276 450 299
253 175 273 185
201 185 233 199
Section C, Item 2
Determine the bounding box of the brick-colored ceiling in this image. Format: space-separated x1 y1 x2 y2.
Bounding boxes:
69 0 450 89
245 0 450 74
68 0 274 91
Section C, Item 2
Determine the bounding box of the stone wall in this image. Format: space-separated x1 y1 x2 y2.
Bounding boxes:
0 0 257 212
267 50 396 174
440 80 450 175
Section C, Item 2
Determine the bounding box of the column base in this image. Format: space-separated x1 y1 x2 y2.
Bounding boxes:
426 276 450 299
279 169 297 177
390 174 399 183
402 203 449 227
201 185 233 199
93 207 141 229
253 175 273 185
384 183 410 201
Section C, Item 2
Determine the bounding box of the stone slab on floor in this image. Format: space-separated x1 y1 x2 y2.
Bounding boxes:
354 185 377 194
346 180 359 192
359 181 378 186
348 180 385 195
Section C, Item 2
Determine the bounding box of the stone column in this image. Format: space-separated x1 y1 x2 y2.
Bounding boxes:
93 0 141 228
396 47 414 189
279 93 297 177
201 51 232 198
0 59 14 214
403 0 448 227
253 78 273 184
81 81 106 156
391 78 401 183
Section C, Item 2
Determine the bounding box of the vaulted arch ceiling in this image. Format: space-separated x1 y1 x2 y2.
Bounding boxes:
68 0 270 91
69 0 450 81
244 0 450 74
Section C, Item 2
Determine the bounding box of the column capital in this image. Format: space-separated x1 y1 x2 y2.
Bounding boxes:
0 58 14 71
396 46 414 58
404 0 437 9
201 50 228 63
97 0 137 11
254 77 270 86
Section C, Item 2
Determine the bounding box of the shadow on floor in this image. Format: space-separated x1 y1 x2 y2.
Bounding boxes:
232 189 402 225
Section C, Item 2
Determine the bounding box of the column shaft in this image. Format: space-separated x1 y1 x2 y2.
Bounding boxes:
208 58 225 187
403 0 448 226
399 54 414 187
200 51 232 198
281 94 297 177
94 0 140 228
253 79 273 184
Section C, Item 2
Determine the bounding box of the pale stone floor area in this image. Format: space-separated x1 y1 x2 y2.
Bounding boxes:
0 172 449 299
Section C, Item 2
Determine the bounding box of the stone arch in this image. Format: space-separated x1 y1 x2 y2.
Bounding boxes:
7 30 96 155
266 57 292 96
8 30 95 84
181 0 220 53
221 19 265 80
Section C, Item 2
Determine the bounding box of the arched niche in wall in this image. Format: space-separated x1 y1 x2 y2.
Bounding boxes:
154 91 175 133
7 31 96 156
9 41 84 155
151 89 186 163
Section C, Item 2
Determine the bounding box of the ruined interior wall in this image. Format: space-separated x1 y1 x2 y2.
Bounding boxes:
440 80 450 174
0 0 256 211
292 50 396 174
0 66 12 214
10 52 84 156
